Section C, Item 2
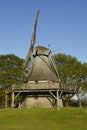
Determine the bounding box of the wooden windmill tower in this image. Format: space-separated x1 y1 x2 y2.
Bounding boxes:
21 10 62 108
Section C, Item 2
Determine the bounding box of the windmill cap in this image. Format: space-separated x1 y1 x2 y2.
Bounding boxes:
33 46 51 56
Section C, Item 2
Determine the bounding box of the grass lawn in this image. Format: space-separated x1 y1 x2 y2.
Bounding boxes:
0 108 87 130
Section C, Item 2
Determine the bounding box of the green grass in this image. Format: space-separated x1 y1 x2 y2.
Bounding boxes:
0 108 87 130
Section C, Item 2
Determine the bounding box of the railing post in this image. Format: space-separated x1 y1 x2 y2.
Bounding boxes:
11 85 15 108
5 93 8 108
56 90 59 108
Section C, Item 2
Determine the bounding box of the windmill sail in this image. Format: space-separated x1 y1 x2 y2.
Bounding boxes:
23 10 40 70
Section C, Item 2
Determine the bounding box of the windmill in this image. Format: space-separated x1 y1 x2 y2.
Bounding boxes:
20 10 62 108
23 10 60 83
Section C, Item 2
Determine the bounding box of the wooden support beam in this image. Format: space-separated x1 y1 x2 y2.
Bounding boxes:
5 94 8 108
49 91 57 99
76 93 81 107
56 90 59 108
69 94 75 99
59 91 63 98
11 91 15 108
15 91 22 100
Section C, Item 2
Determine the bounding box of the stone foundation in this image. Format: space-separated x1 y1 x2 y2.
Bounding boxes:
21 95 63 108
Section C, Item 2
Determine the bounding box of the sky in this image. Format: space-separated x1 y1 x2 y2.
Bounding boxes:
0 0 87 63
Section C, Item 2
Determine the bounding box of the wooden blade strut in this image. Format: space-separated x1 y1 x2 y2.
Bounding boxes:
23 10 40 69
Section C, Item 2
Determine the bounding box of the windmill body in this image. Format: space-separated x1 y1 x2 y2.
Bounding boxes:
27 46 59 82
21 11 62 107
21 44 61 108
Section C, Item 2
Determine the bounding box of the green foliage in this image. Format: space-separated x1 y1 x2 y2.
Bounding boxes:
70 99 78 107
53 53 87 90
0 108 87 130
0 54 24 88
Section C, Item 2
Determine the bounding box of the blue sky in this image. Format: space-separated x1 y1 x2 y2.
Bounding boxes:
0 0 87 62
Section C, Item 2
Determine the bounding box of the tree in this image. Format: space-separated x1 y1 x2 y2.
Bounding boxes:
54 53 87 89
53 53 87 107
0 54 24 107
0 54 24 88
